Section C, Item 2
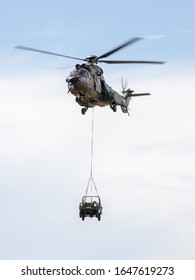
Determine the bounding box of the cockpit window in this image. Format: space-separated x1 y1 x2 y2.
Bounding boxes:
70 70 79 76
79 69 89 77
69 68 89 78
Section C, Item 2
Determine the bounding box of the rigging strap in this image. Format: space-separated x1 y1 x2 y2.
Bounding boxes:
90 108 94 177
85 108 99 197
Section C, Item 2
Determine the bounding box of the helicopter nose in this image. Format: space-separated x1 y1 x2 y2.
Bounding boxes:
68 77 79 85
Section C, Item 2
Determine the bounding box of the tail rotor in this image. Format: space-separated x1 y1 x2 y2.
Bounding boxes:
120 77 132 114
120 77 151 114
121 76 128 95
121 77 134 97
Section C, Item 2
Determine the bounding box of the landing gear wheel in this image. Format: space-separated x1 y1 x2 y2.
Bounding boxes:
81 107 88 115
97 213 101 221
110 104 117 112
112 105 117 112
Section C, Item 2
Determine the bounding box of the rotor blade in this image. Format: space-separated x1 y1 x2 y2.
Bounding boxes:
15 46 85 61
121 76 128 92
54 65 75 70
97 37 143 60
98 59 165 64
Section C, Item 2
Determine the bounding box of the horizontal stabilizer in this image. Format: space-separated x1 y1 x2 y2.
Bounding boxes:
130 93 151 97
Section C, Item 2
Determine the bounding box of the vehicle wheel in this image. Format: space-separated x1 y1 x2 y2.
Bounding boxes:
98 213 101 221
82 214 85 221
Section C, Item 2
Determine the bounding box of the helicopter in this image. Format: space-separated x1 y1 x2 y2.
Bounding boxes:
15 37 164 115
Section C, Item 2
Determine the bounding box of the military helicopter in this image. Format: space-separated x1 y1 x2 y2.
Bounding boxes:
15 37 164 115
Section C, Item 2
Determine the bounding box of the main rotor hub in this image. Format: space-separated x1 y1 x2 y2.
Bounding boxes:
86 55 98 64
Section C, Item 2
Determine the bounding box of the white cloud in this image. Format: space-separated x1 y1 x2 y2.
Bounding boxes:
0 63 195 259
177 29 195 34
143 34 170 39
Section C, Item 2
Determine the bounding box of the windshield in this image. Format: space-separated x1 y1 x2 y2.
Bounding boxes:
69 68 89 78
78 69 89 78
70 69 79 76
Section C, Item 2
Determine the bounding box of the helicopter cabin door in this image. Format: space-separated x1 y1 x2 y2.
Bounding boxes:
93 75 101 94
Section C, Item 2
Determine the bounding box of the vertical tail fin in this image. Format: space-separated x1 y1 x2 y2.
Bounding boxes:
121 89 133 113
121 95 131 113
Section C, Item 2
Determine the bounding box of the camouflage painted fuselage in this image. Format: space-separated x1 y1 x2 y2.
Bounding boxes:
66 64 126 109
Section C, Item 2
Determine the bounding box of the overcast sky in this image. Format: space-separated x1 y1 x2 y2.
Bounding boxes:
0 0 195 259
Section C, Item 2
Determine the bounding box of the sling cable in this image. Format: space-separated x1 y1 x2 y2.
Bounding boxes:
79 109 103 221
